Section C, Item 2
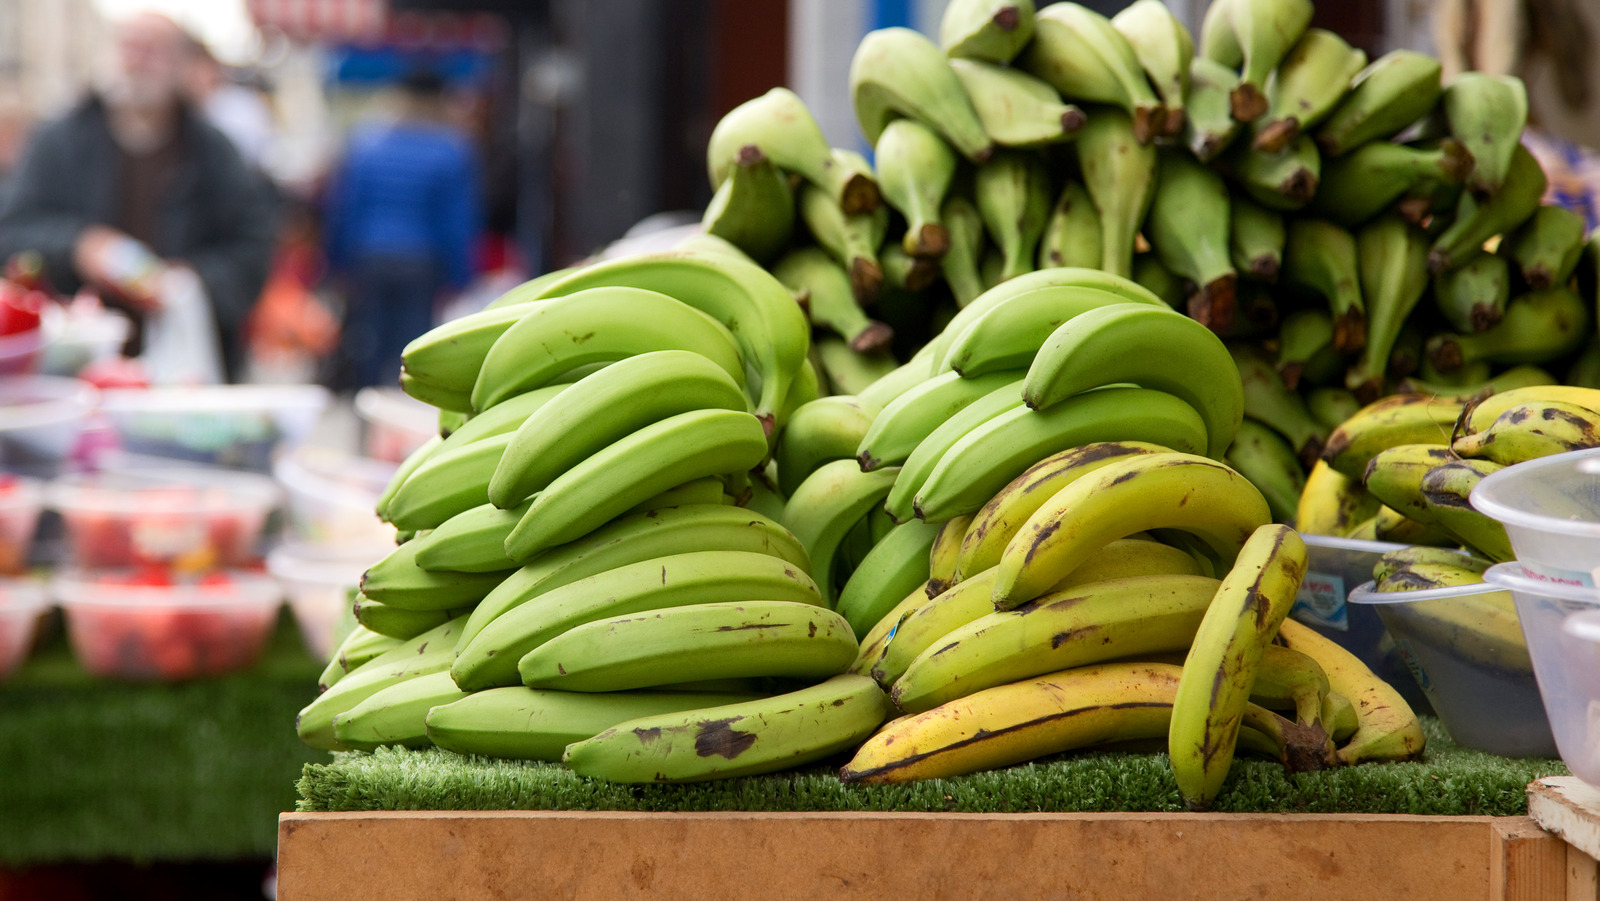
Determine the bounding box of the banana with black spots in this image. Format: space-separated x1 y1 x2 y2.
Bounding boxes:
1453 399 1600 466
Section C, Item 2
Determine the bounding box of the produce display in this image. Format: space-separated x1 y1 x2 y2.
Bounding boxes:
296 0 1600 810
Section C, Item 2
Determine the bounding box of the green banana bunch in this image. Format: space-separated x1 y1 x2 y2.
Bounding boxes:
950 58 1084 149
851 27 994 163
524 248 810 437
1310 139 1474 227
1037 181 1102 272
457 504 809 652
1453 399 1600 466
317 624 401 693
330 670 471 752
991 451 1271 610
1184 56 1243 161
1500 205 1587 291
975 149 1052 282
1316 50 1443 156
565 673 891 782
1444 72 1529 199
1434 251 1510 333
488 350 749 509
780 459 899 606
297 616 466 751
1232 344 1326 467
708 86 879 214
1111 0 1193 137
1020 2 1166 143
891 573 1221 713
1282 218 1365 354
1024 303 1243 457
1146 151 1237 330
1171 524 1317 809
504 409 769 561
940 0 1035 64
774 247 893 353
775 395 878 496
701 146 794 264
938 284 1159 377
1425 288 1588 375
1074 108 1157 277
1429 144 1547 275
875 118 957 259
1224 419 1306 522
1346 215 1430 399
857 369 1022 472
1230 194 1285 283
836 519 940 638
1251 28 1368 154
452 549 823 690
1217 134 1320 211
424 687 761 761
797 178 887 306
1201 0 1314 123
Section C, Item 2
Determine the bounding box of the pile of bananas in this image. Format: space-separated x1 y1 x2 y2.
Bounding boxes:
703 0 1598 524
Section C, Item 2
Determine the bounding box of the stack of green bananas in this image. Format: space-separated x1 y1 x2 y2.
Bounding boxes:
1367 546 1530 677
1296 384 1600 551
836 446 1423 810
698 0 1599 524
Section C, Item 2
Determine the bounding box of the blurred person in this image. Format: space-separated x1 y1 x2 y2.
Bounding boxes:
0 11 277 382
183 34 276 173
322 69 482 390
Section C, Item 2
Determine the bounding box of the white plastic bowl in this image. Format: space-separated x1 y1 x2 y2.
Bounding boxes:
267 540 385 659
0 575 47 680
0 375 97 477
353 387 436 463
1348 579 1554 757
53 568 282 681
1472 447 1600 585
97 384 330 471
272 444 396 545
1482 563 1600 782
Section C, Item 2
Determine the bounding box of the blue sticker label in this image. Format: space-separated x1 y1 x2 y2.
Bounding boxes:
1291 571 1348 631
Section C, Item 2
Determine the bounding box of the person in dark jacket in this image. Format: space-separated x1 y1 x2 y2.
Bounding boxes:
0 11 277 382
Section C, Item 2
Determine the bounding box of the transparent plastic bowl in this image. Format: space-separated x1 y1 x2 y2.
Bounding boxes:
267 540 386 659
1294 534 1431 715
1482 562 1600 781
0 475 42 574
0 375 97 478
47 466 282 571
0 326 46 376
1472 447 1600 585
0 576 47 680
97 384 330 471
1558 610 1600 788
354 387 436 463
272 445 396 545
53 569 282 680
1348 579 1554 757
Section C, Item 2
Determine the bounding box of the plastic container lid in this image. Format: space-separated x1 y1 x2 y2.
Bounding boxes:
98 383 331 447
1472 447 1600 540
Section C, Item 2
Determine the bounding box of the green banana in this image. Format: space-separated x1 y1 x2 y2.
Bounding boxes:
1443 72 1529 199
383 433 510 532
376 434 441 523
296 616 466 751
408 501 528 574
708 86 880 215
1425 287 1589 374
940 0 1036 64
1429 144 1547 275
1282 218 1365 354
939 285 1156 377
941 195 988 307
400 303 535 401
1075 106 1158 276
1230 194 1285 283
950 58 1084 149
858 368 1024 471
975 149 1052 282
1037 180 1102 272
352 593 468 639
874 118 958 259
701 145 794 264
1217 133 1320 211
1111 0 1193 137
1225 418 1307 523
1232 344 1326 467
1250 28 1367 154
1306 387 1361 433
851 27 994 163
775 395 879 496
1346 215 1431 399
1184 56 1243 161
331 670 471 752
1316 50 1443 156
882 378 1027 523
360 535 510 611
1146 150 1237 330
836 519 940 638
1132 253 1186 309
1310 139 1474 227
797 178 886 306
1434 251 1510 333
1500 205 1587 291
814 337 898 396
1204 0 1314 123
563 673 891 782
780 459 900 606
1275 308 1334 390
1020 2 1166 143
318 623 402 693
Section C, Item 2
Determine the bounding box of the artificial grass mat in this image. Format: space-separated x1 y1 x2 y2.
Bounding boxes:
298 717 1567 817
0 610 323 865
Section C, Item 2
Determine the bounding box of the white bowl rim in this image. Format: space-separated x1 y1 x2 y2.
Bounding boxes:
1481 561 1600 604
1472 447 1600 539
1347 579 1510 605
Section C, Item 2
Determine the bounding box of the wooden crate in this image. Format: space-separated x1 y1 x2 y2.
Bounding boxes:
278 809 1575 900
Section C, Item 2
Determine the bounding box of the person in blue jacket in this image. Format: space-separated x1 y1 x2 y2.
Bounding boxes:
323 68 481 389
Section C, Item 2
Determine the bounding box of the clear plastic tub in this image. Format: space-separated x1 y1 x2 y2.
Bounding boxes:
354 387 437 463
0 576 47 680
53 568 282 680
0 325 46 376
1348 579 1555 757
0 375 97 478
0 475 41 574
1482 562 1600 781
1293 534 1432 715
267 540 385 659
272 445 396 545
1558 610 1600 788
1472 447 1600 586
47 467 282 571
97 384 330 471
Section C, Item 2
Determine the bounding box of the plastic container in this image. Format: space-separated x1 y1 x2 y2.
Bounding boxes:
1293 534 1432 715
1482 563 1600 781
0 325 47 376
97 384 330 471
0 375 97 478
47 467 282 571
1558 610 1600 787
53 568 282 680
267 541 385 659
37 308 129 378
273 445 396 545
0 475 41 574
1472 447 1600 586
354 387 436 463
0 576 47 680
1348 579 1555 757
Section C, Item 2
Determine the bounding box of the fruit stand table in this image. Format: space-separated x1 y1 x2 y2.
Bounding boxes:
0 611 321 865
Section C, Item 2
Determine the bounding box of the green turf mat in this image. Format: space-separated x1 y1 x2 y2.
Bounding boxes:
0 610 323 865
297 717 1567 817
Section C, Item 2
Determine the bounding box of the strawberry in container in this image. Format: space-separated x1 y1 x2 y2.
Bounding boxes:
0 252 57 376
46 467 281 572
53 567 282 680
